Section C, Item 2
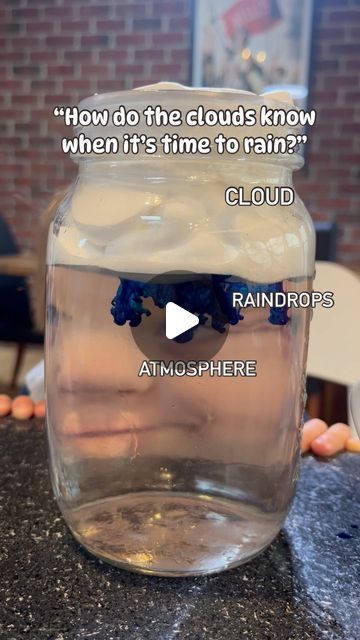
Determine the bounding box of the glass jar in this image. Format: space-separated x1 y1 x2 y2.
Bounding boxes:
46 84 315 576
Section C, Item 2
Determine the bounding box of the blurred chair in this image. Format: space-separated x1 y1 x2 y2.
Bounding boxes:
0 215 43 387
314 221 337 261
307 261 360 432
306 222 337 417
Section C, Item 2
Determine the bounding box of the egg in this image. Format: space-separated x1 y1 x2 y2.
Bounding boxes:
12 395 35 421
0 394 12 417
34 400 46 419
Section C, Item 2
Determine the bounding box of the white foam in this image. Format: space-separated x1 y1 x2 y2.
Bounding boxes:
51 183 314 282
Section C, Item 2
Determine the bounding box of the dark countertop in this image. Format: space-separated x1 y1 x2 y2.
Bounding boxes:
0 420 359 640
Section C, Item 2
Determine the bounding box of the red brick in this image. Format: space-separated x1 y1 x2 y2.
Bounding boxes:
60 20 89 32
27 22 54 34
330 44 360 55
96 20 125 32
80 35 109 47
116 4 147 18
44 94 72 105
324 75 358 87
153 2 187 15
13 65 41 76
294 183 329 196
171 49 190 64
44 7 73 19
306 153 329 164
63 80 93 91
80 64 109 76
317 27 345 39
15 122 40 133
28 137 56 148
338 243 360 254
30 51 58 62
317 198 351 209
65 51 93 62
133 18 162 30
30 108 53 120
350 27 360 39
30 164 58 175
315 59 339 71
15 230 34 242
328 10 360 23
46 151 69 162
114 64 144 75
335 215 360 226
321 138 350 150
153 33 184 45
317 168 350 179
12 8 40 19
116 34 146 46
311 91 338 102
47 65 74 76
31 80 57 91
0 109 23 119
338 183 360 195
2 22 22 35
99 50 129 62
0 136 24 147
96 79 126 92
46 36 74 47
320 107 354 119
341 123 360 133
2 80 25 90
15 148 41 160
345 91 360 101
346 59 360 71
0 51 26 62
151 63 183 75
80 6 111 18
169 18 191 33
309 212 332 223
135 49 164 61
12 37 39 48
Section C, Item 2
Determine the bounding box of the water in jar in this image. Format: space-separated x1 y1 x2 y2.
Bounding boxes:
46 264 311 576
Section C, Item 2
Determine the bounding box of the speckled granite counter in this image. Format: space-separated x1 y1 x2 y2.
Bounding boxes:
0 420 359 640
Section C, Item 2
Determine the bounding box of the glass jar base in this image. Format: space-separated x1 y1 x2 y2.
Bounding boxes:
66 492 283 576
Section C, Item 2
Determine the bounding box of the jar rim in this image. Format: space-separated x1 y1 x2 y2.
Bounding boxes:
76 153 304 171
74 82 304 170
79 81 295 112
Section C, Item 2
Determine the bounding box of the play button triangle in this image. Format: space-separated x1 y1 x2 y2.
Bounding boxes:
165 302 200 340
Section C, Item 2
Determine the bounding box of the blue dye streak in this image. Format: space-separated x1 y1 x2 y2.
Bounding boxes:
337 531 353 540
110 275 289 342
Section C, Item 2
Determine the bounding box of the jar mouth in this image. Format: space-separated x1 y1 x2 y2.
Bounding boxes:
76 153 304 172
74 82 304 170
78 82 294 112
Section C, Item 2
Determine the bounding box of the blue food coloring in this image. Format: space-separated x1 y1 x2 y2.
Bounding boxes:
337 531 352 540
111 274 289 342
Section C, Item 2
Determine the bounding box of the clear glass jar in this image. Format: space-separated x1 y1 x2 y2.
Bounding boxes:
46 84 315 576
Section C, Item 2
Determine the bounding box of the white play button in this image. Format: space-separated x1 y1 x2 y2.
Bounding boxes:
165 302 199 340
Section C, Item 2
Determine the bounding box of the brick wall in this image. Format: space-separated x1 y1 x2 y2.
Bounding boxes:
0 0 359 266
295 0 360 266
